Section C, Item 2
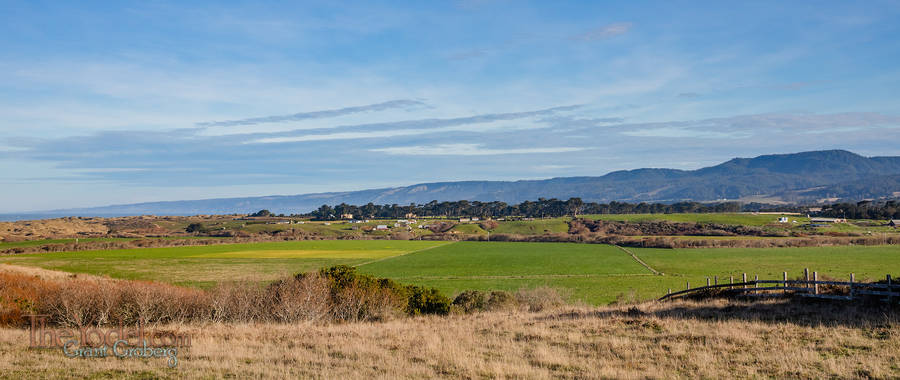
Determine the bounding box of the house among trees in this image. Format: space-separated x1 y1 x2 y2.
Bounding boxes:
340 213 354 220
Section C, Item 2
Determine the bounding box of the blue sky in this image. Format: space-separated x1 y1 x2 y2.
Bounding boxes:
1 1 900 212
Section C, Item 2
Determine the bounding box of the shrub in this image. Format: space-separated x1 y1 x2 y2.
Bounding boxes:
478 220 499 231
185 223 207 233
485 291 518 311
305 265 448 320
515 287 567 312
452 290 487 313
389 231 413 240
1 265 452 327
268 274 331 323
0 272 47 327
405 286 451 315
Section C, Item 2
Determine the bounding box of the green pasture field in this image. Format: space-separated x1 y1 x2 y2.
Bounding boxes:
581 212 800 226
3 239 899 305
490 218 570 234
633 245 900 282
450 224 488 234
581 213 899 234
0 240 448 288
357 241 664 303
356 243 900 304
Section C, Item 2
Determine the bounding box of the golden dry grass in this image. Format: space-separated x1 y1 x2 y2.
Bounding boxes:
1 298 898 379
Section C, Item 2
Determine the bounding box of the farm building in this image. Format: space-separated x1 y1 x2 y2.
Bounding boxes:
809 217 846 223
890 219 898 227
777 217 789 223
375 225 389 230
340 213 354 220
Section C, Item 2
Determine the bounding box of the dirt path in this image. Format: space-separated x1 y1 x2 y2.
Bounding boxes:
614 245 662 275
353 241 455 267
385 273 657 280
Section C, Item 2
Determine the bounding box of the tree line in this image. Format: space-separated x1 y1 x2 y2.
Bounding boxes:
303 199 743 220
819 200 900 219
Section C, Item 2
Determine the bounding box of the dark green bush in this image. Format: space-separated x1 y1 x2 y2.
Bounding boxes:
185 223 207 233
405 285 451 315
298 265 449 317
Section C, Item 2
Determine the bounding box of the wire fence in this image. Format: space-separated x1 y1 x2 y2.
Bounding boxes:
659 269 898 304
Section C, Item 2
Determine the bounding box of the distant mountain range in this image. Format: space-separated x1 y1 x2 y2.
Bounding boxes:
6 150 900 219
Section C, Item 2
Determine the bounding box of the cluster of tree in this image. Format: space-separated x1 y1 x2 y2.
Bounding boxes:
249 209 284 217
305 199 743 220
819 200 900 219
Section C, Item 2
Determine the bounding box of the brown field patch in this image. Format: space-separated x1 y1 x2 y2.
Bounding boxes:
0 299 897 379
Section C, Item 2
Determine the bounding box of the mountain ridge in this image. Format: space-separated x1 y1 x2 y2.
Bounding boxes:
8 149 900 218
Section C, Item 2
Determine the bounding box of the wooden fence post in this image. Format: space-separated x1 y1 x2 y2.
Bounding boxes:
813 271 818 295
742 273 747 289
686 281 690 290
888 275 893 304
783 272 788 295
714 276 718 286
850 273 855 300
730 276 733 289
804 268 810 292
668 288 672 295
707 277 710 287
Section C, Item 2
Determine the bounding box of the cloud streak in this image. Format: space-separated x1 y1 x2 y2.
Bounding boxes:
608 112 900 140
369 143 586 156
196 99 428 127
242 104 583 143
5 109 899 190
572 22 632 41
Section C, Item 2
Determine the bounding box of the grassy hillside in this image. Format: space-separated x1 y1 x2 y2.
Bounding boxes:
582 213 796 226
0 240 448 287
490 218 570 234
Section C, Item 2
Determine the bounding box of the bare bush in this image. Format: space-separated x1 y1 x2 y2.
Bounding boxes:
270 274 331 323
515 287 567 312
484 291 518 311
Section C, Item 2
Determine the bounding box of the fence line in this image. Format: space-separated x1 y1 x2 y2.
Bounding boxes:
659 269 899 304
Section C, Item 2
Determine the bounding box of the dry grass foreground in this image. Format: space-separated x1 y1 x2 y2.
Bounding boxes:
0 298 897 379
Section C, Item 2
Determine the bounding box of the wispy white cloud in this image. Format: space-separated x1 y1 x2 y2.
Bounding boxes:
572 22 632 41
196 100 427 127
369 143 585 156
532 164 577 171
242 105 581 144
249 129 426 144
614 112 900 139
621 127 750 139
0 146 29 152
